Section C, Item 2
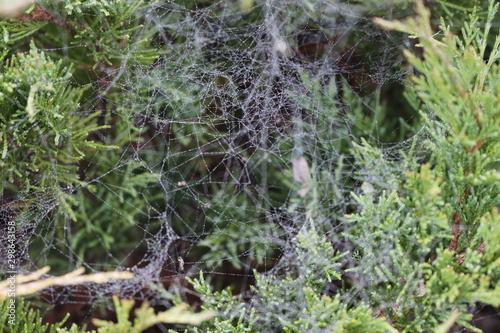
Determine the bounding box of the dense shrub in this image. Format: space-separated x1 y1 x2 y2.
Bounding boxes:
0 0 499 332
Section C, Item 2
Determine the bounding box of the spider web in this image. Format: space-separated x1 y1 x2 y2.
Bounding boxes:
1 0 434 328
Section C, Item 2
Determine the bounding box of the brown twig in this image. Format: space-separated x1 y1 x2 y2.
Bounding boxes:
471 138 485 154
16 4 78 34
449 211 461 252
474 112 483 131
0 266 134 300
449 180 470 252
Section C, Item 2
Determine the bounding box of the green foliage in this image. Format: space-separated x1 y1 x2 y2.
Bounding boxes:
91 295 213 333
0 0 164 271
198 188 283 270
0 19 46 48
378 0 500 247
69 156 160 263
188 1 500 332
189 223 397 332
65 115 162 264
38 0 160 66
0 43 111 219
0 296 212 333
2 0 500 332
0 298 68 333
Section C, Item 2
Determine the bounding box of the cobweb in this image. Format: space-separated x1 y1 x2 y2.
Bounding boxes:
1 0 424 328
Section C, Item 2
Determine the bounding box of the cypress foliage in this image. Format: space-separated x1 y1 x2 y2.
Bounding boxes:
0 0 499 332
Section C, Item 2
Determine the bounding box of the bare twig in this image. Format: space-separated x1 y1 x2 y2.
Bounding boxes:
0 266 133 300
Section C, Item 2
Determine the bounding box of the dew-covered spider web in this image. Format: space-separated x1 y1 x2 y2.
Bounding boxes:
4 0 497 330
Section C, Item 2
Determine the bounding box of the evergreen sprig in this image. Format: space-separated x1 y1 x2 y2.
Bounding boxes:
0 43 112 208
